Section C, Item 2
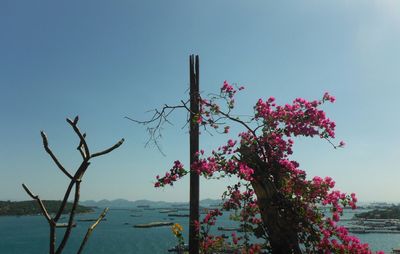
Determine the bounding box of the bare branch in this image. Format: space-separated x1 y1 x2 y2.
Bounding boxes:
77 133 87 159
77 208 109 254
66 117 90 159
55 182 81 254
73 115 79 125
54 181 76 221
22 183 37 199
23 116 124 254
40 131 73 179
91 138 125 158
22 183 52 223
125 104 185 125
126 102 188 154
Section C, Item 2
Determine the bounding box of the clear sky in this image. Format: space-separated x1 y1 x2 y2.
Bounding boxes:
1 1 399 203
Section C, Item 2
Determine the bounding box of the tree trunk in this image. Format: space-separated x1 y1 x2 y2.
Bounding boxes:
239 146 302 254
251 178 302 254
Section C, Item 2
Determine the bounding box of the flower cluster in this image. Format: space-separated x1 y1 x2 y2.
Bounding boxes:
154 160 186 187
155 81 383 253
171 223 185 248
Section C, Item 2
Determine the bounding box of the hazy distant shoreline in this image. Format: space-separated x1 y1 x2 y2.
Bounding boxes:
0 200 94 216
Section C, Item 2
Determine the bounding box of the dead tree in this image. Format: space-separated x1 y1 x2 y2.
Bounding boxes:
22 116 124 254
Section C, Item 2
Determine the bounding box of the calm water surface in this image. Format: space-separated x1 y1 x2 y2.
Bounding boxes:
0 208 399 253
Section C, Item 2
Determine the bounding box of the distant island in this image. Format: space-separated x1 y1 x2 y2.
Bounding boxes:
0 200 94 216
355 205 400 219
81 198 222 209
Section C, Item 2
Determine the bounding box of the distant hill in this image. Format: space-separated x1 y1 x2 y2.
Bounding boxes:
0 200 94 216
81 199 222 208
200 198 223 207
355 205 400 219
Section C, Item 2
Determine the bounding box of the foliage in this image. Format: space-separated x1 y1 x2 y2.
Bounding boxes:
155 82 384 253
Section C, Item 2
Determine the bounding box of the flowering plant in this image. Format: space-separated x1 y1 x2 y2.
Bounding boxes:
155 81 383 254
172 223 185 248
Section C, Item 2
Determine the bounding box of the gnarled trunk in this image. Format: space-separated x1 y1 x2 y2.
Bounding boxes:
240 146 302 254
251 178 302 254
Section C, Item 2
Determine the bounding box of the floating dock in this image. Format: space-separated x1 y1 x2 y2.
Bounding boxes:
134 222 173 228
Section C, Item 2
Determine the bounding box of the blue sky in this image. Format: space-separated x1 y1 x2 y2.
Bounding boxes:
0 1 399 203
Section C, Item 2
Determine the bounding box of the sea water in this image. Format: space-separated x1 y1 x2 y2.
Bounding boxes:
0 208 399 253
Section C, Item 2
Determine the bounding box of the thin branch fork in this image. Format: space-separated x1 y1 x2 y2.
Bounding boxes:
66 117 90 160
125 103 187 125
125 101 190 155
22 183 53 224
77 133 87 159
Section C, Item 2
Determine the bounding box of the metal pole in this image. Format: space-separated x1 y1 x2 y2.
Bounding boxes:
189 54 200 254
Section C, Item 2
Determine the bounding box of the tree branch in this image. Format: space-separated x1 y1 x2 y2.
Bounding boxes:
91 138 125 158
55 181 81 254
77 133 87 159
22 183 52 224
22 116 124 254
77 208 109 254
40 131 73 179
126 102 188 155
66 117 90 160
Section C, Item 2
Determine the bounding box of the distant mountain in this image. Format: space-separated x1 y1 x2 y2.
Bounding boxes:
80 199 222 208
200 198 223 207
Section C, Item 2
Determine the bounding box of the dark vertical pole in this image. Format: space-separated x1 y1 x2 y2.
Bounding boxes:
189 54 200 254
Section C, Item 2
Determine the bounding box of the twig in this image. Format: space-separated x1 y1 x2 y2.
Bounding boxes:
324 138 338 149
91 138 125 158
125 102 188 154
77 208 109 254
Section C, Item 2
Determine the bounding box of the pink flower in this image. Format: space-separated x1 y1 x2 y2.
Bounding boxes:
154 89 369 253
231 232 238 244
